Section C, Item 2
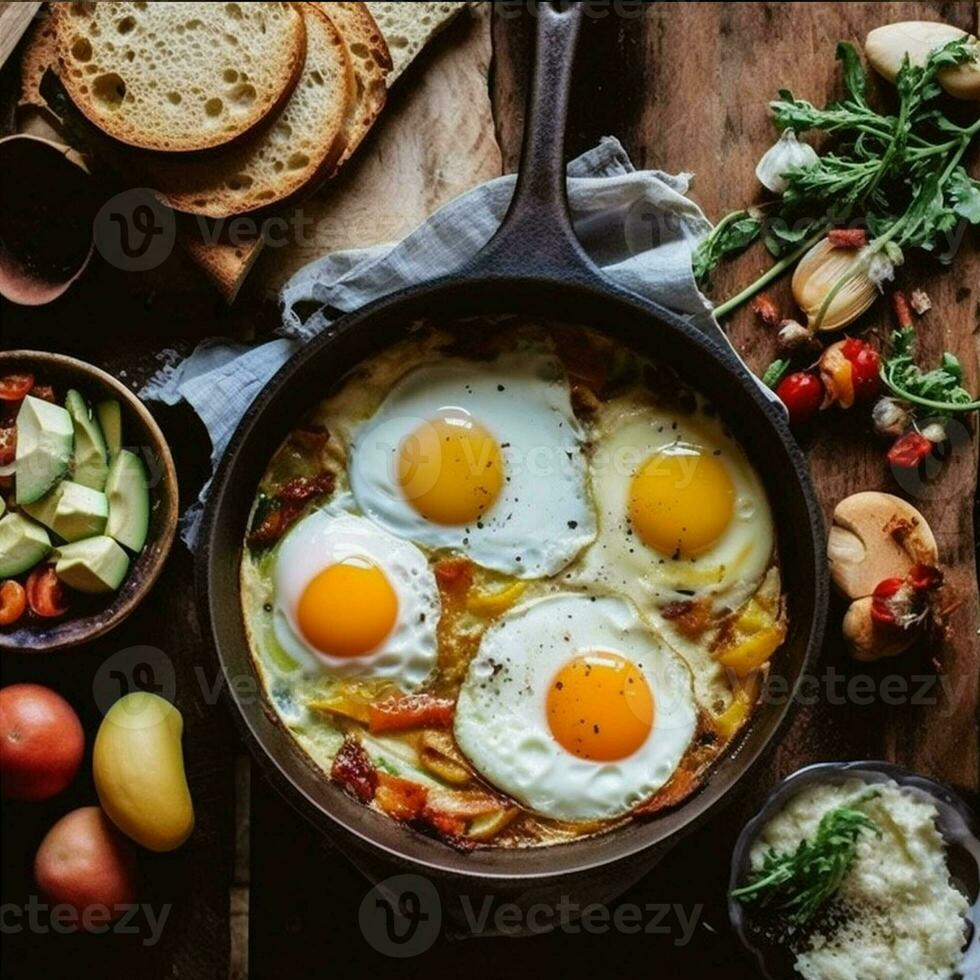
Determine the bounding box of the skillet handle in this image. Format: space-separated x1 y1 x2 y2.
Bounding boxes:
463 1 600 284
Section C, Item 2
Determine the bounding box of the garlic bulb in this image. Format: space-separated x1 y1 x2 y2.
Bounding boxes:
920 421 947 443
872 397 911 438
755 129 819 193
791 238 878 331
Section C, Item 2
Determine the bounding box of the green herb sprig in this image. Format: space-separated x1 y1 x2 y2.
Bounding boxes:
731 793 880 925
882 327 980 414
698 38 980 319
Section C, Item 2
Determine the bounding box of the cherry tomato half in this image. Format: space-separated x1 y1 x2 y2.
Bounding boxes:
0 374 34 402
841 338 881 402
775 372 825 426
887 432 933 469
25 566 69 619
0 581 27 626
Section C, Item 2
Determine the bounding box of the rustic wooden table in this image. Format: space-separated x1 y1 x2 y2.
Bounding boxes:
2 3 977 978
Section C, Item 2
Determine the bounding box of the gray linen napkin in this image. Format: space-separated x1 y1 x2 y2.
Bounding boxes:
142 137 714 546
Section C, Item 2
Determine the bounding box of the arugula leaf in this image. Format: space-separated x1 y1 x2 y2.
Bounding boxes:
693 211 762 286
948 167 980 224
882 327 980 413
731 794 880 925
836 41 869 108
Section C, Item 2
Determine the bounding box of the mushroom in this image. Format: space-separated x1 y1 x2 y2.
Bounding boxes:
827 492 937 601
0 135 99 306
842 597 919 662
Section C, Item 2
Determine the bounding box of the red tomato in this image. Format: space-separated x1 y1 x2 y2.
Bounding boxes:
0 580 27 626
841 338 881 402
0 684 85 800
887 432 933 469
25 565 69 618
34 807 137 928
775 372 825 426
0 374 33 401
0 427 15 467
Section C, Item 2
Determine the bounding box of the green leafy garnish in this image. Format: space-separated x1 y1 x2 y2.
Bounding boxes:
732 793 880 924
708 39 980 318
693 210 763 286
882 327 980 414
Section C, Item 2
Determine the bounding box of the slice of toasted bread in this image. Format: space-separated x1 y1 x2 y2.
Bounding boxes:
365 2 468 84
179 229 264 303
19 11 58 109
317 2 391 168
125 4 353 217
51 1 307 152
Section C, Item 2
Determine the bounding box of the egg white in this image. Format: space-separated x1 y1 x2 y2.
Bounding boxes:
453 594 697 821
347 352 596 579
565 398 774 616
273 504 439 691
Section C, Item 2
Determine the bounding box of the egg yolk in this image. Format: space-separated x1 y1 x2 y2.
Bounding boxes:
546 652 654 761
398 412 504 525
296 559 398 658
628 446 734 558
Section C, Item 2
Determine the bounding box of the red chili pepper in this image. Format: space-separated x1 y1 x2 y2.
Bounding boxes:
887 432 933 469
828 228 868 248
840 338 881 402
892 291 914 330
871 577 904 625
775 372 825 426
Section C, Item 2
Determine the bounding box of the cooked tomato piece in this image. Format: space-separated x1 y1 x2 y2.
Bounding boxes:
368 694 454 734
0 374 34 401
330 738 377 803
633 767 700 816
420 806 467 838
0 581 27 626
25 566 69 619
374 773 428 821
434 557 473 594
0 428 15 467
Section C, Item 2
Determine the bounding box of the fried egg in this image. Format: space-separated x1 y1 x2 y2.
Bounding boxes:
567 398 774 617
347 352 596 578
453 594 697 821
273 505 439 691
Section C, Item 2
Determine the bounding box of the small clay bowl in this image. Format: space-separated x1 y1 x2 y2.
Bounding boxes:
0 135 99 306
0 351 178 652
729 760 980 980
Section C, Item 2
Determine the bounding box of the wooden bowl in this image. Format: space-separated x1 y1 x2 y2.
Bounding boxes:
0 351 178 652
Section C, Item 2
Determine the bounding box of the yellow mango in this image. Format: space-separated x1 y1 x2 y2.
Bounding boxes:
717 624 786 677
93 692 194 852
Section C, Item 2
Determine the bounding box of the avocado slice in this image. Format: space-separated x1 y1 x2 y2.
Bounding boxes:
66 389 108 491
54 536 130 594
0 512 51 577
95 399 123 459
105 450 150 552
15 396 74 505
22 480 109 543
0 497 5 518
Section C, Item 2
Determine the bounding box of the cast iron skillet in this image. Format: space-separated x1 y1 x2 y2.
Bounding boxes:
199 1 828 893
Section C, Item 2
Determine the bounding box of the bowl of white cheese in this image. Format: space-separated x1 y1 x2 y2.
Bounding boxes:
729 761 979 980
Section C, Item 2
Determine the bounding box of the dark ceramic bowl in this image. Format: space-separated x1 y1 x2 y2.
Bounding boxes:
0 351 178 652
729 761 980 980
